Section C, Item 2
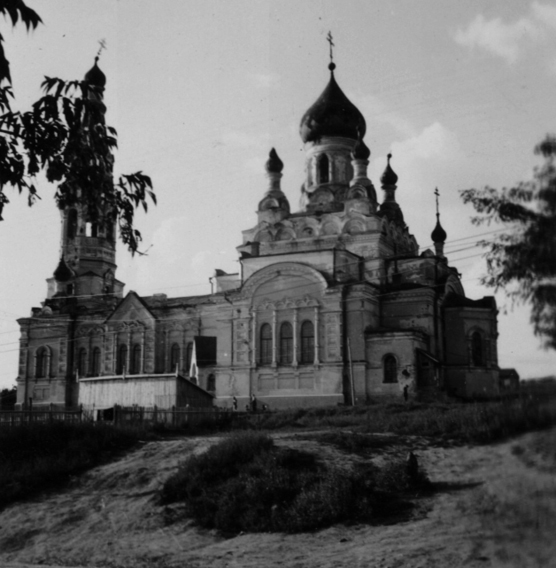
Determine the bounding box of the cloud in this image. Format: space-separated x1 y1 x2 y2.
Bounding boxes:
531 1 556 30
454 13 539 64
390 122 461 163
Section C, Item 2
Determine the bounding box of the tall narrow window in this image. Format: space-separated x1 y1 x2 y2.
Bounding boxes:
279 322 293 365
170 343 180 372
77 347 87 377
207 373 216 391
131 344 141 375
67 209 78 239
383 354 398 383
116 344 128 375
259 323 272 365
317 154 329 183
36 347 49 379
185 341 194 374
91 347 101 376
300 320 315 364
471 331 484 366
105 219 114 243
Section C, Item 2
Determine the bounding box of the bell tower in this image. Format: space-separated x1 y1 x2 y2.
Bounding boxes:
46 58 124 306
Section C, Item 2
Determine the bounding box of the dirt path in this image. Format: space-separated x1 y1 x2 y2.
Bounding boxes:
1 428 555 568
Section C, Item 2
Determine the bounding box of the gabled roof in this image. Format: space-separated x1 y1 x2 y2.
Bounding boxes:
105 290 156 324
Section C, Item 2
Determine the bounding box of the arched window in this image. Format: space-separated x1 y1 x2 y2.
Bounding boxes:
91 347 101 376
77 347 87 377
170 343 180 372
116 344 128 375
471 331 484 366
105 219 114 243
317 154 329 184
383 354 398 383
300 320 314 364
67 209 78 239
207 373 216 391
279 322 293 365
36 347 50 379
131 344 142 375
185 342 194 374
259 323 272 365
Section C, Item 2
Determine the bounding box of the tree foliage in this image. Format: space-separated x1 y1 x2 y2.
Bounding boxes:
0 0 155 253
461 135 556 349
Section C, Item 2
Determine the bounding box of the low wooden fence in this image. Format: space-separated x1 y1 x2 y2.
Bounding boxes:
0 405 261 429
110 405 249 428
0 408 83 427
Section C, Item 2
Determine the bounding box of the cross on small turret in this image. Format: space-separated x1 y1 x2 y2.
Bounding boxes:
327 31 334 64
434 187 440 217
97 39 106 59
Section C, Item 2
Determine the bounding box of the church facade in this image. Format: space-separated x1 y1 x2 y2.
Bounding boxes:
15 59 503 411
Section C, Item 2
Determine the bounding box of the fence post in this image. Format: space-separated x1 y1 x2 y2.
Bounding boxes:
153 404 158 424
172 405 176 427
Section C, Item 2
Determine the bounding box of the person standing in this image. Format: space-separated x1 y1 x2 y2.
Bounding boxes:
251 393 257 413
403 385 409 402
232 396 238 412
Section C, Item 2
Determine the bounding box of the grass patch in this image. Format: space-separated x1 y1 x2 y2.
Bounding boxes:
234 395 556 444
0 421 143 509
161 431 430 533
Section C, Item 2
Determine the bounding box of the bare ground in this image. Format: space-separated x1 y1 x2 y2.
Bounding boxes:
1 426 555 568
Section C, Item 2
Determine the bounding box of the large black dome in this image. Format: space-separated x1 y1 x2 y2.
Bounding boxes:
299 70 366 143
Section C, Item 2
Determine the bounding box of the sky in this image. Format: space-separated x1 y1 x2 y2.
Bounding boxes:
0 0 555 389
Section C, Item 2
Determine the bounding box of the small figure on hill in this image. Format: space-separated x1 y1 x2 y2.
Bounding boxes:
407 451 419 482
251 393 257 413
262 403 269 412
403 385 409 402
232 396 238 412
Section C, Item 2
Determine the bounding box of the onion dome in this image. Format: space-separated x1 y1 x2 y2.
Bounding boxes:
84 56 106 88
300 65 366 143
431 216 447 243
265 148 284 173
380 153 398 186
352 136 370 160
53 257 74 282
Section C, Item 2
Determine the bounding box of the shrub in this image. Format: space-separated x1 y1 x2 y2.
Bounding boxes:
161 431 429 533
0 421 142 508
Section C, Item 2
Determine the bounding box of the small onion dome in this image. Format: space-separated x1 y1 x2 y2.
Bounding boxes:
265 148 283 173
53 257 74 282
431 217 447 243
84 56 106 88
351 136 370 160
380 153 398 186
300 70 366 143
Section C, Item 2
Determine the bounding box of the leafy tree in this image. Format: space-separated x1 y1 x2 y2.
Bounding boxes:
0 385 16 409
0 0 155 253
461 135 556 349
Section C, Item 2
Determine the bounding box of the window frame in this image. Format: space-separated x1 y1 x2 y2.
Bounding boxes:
91 347 101 376
131 344 141 375
300 320 314 364
383 354 398 384
279 321 294 365
259 323 273 366
471 331 485 367
77 347 87 377
170 343 181 373
116 344 128 375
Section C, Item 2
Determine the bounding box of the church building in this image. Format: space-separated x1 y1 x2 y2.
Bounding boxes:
15 57 503 411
